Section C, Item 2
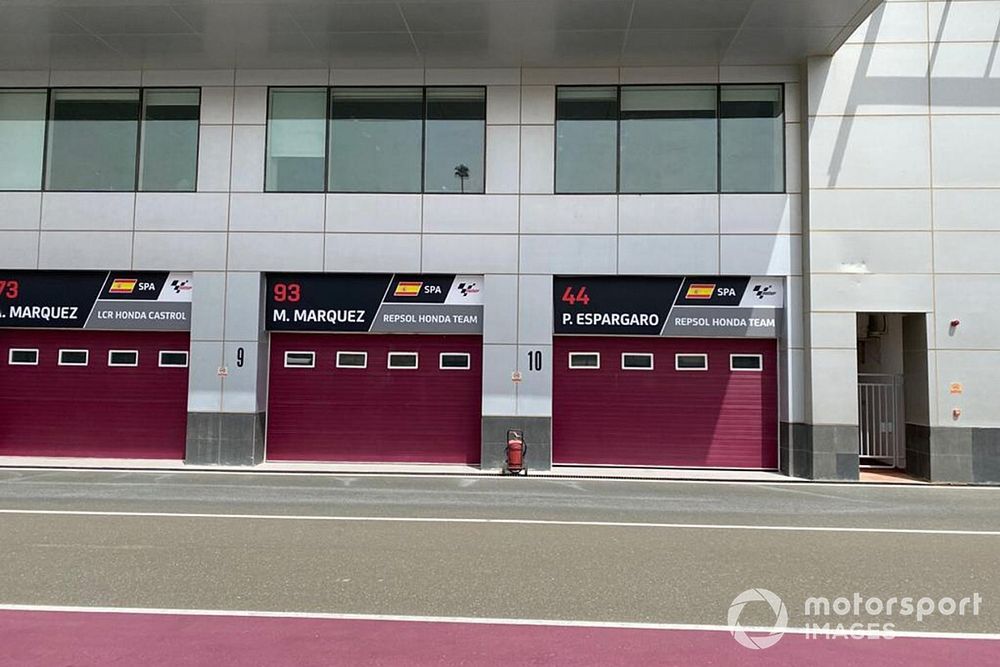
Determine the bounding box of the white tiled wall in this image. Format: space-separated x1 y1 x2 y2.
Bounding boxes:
806 0 1000 427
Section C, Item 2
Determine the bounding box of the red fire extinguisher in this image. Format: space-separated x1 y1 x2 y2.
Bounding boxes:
504 429 527 476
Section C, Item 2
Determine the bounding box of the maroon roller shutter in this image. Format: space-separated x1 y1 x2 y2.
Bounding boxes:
0 329 189 458
266 333 482 463
553 337 778 468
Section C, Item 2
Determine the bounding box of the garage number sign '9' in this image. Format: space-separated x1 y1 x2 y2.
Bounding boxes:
265 274 484 335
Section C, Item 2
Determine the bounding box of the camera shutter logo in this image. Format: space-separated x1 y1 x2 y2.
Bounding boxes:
728 588 788 650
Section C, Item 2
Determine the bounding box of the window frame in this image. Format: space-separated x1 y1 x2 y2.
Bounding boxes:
730 353 764 372
327 85 426 195
568 352 601 370
283 351 315 369
674 353 709 371
621 352 654 371
264 86 331 194
58 349 89 366
108 349 139 367
137 87 202 193
387 351 419 370
7 348 39 366
553 83 785 196
44 87 142 193
719 83 786 194
335 350 368 369
158 350 190 368
553 85 620 195
263 85 487 195
439 352 471 370
0 86 202 194
0 88 50 191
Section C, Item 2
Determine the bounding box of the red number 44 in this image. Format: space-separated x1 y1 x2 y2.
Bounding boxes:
561 285 590 306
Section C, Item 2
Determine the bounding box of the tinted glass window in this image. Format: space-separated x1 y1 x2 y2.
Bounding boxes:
8 349 38 365
388 352 418 369
284 352 315 368
440 353 471 369
424 87 485 193
556 87 618 193
336 352 367 368
619 86 717 193
721 85 784 193
109 350 139 366
266 88 327 192
0 91 47 190
329 88 423 193
622 353 653 370
139 89 199 192
569 353 600 369
46 89 140 191
159 351 189 367
59 350 88 366
675 354 708 370
731 354 763 371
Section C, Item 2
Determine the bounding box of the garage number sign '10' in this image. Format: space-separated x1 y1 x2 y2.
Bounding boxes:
553 276 783 338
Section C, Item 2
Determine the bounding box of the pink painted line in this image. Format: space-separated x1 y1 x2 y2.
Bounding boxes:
0 610 996 666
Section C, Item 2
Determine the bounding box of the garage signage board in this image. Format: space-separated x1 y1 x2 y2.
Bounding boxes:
0 271 193 331
554 276 783 338
266 273 484 334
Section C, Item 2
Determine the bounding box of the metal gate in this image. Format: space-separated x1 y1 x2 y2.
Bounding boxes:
858 373 904 468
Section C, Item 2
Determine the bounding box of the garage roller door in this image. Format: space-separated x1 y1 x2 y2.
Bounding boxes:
267 333 482 463
0 329 190 459
553 337 778 468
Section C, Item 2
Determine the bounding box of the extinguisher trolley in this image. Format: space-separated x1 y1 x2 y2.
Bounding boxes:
504 429 527 475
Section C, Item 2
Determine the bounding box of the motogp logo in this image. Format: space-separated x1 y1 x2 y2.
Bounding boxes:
457 282 480 297
171 280 193 294
752 284 776 300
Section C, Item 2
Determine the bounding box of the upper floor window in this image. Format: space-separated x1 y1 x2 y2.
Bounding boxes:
329 87 423 193
555 86 618 194
265 87 328 193
0 87 200 192
266 86 486 194
720 85 785 193
555 84 784 194
0 90 47 190
138 89 201 192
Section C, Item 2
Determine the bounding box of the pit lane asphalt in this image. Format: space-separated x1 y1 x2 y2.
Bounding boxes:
1 469 998 633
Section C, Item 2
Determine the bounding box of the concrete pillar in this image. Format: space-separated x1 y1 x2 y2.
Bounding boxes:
801 311 860 480
480 273 553 470
185 270 266 465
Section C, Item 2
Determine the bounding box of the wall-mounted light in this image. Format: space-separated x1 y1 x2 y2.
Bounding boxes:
952 408 962 420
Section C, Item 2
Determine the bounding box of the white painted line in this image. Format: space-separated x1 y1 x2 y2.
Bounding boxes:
0 604 997 641
1 508 999 536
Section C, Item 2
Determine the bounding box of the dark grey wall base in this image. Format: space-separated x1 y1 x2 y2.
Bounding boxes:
185 412 266 466
906 424 1000 485
781 422 812 478
784 423 859 481
905 423 931 481
481 416 552 472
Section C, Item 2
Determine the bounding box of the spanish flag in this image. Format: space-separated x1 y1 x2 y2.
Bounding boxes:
394 281 422 297
109 278 138 294
686 283 715 299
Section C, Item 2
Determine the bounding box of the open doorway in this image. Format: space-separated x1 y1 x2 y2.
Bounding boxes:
857 313 906 469
856 313 930 478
